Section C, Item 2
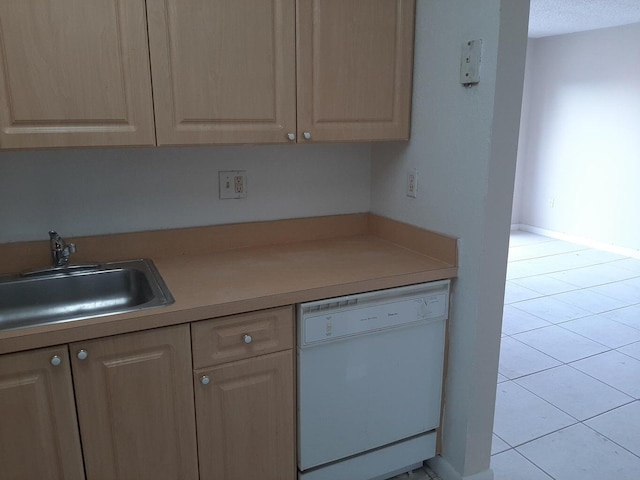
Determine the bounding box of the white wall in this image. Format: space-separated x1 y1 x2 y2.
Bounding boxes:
515 23 640 252
511 42 535 225
371 1 529 479
0 144 371 243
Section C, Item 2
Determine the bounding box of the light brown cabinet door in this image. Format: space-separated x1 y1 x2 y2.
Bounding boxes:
195 350 295 480
147 0 297 145
296 0 416 142
0 346 85 480
70 325 198 480
0 0 155 149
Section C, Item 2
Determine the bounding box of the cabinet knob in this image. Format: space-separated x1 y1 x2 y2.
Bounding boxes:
243 334 253 344
287 133 296 141
200 375 210 385
50 355 62 367
303 132 312 140
77 349 88 360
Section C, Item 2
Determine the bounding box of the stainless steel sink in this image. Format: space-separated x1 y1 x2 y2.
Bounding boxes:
0 259 174 331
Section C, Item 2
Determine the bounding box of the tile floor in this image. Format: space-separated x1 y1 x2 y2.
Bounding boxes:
492 231 640 480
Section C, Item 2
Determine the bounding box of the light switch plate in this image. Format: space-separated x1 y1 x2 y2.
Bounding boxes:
407 169 418 198
460 39 482 86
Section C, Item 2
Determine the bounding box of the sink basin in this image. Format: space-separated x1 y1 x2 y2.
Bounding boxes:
0 259 174 331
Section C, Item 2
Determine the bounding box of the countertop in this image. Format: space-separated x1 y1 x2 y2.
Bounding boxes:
0 214 457 354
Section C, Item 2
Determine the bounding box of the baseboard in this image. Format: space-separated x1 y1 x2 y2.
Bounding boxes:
514 225 640 260
427 456 494 480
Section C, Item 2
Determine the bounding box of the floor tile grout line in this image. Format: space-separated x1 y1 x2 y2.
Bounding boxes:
493 446 559 479
501 331 613 366
581 420 640 461
512 372 636 423
541 290 640 312
496 415 580 450
507 302 592 324
566 358 640 399
604 313 640 334
503 322 640 354
507 246 591 262
506 255 633 269
492 431 513 449
553 321 640 350
615 347 640 362
501 340 640 398
508 274 640 288
508 377 582 422
503 304 640 335
503 300 640 313
509 447 558 480
506 255 640 284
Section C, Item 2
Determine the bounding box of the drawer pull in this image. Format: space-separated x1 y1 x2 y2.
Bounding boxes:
243 334 253 344
200 375 210 385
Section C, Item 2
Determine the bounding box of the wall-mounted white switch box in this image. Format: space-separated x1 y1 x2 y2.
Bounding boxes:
406 169 418 198
219 170 247 199
460 39 482 86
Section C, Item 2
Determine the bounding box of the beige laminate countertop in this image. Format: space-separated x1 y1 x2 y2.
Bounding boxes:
0 215 457 354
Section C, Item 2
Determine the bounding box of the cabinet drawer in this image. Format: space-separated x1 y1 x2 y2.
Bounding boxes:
192 307 293 368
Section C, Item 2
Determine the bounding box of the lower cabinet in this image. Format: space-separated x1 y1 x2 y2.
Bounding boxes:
0 325 198 480
70 324 199 480
0 346 85 480
194 350 295 480
192 306 296 480
0 308 295 480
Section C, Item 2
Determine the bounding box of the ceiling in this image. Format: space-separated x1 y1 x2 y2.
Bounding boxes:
529 0 640 38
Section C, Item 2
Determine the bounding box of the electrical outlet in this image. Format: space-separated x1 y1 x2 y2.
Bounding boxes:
219 170 247 199
407 169 418 198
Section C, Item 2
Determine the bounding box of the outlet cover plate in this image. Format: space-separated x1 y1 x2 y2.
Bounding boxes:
219 170 247 199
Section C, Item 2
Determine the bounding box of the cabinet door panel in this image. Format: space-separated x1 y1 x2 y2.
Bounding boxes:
0 0 155 148
297 0 415 142
195 350 295 480
147 0 297 145
71 325 198 480
0 346 85 480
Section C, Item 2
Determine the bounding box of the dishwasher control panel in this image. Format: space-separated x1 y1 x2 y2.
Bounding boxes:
299 281 449 346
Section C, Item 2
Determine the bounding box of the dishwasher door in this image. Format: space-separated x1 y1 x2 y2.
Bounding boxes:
297 281 449 473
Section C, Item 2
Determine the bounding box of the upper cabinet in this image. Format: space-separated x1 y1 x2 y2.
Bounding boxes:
148 0 416 145
146 0 297 145
0 0 415 149
296 0 416 142
0 0 156 149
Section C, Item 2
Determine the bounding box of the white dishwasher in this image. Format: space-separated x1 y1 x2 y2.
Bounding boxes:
297 280 449 480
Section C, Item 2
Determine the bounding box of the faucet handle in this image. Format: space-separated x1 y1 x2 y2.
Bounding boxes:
67 243 77 254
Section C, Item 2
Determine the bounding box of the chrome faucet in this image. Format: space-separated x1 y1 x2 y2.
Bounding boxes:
49 230 76 267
